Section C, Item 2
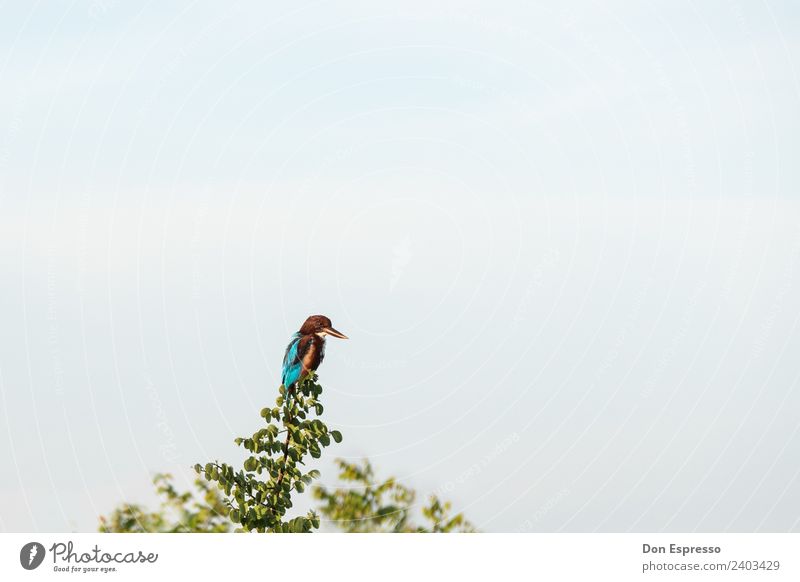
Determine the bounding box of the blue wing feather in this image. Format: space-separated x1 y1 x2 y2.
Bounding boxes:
281 332 303 387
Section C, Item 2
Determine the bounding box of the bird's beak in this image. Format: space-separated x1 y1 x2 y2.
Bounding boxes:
323 326 348 339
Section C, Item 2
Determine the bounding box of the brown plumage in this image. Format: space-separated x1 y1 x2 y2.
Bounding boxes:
281 315 348 388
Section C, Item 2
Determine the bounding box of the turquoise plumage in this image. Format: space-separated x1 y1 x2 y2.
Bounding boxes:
281 332 303 388
280 316 348 389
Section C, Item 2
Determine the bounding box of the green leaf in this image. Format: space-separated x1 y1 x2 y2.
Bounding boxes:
331 430 343 443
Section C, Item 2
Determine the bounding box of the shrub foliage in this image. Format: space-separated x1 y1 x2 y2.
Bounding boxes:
100 375 475 533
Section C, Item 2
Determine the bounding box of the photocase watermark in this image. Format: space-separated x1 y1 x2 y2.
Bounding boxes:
595 274 653 380
144 373 180 462
721 149 755 302
751 239 799 361
516 488 571 531
641 281 707 399
20 542 46 570
18 540 159 574
20 540 158 573
0 85 27 175
436 432 519 496
560 6 625 74
342 354 408 371
647 53 697 195
190 203 210 305
513 248 560 322
390 235 414 292
46 248 66 398
88 0 118 20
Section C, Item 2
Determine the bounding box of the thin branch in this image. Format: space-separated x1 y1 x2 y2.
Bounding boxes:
275 384 295 489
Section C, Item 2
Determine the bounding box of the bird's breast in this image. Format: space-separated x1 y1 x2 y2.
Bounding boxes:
302 336 325 372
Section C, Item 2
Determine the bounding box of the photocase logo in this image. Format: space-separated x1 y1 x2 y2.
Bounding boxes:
389 235 413 292
20 542 46 570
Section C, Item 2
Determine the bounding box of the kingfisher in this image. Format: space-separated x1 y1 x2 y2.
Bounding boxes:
281 315 348 389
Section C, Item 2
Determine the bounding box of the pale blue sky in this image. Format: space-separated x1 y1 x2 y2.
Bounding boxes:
1 1 799 532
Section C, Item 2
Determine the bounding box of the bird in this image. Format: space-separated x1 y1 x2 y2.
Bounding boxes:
281 315 348 389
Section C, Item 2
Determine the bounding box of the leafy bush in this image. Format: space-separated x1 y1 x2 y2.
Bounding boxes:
194 374 340 532
99 474 231 533
100 374 474 533
314 459 475 533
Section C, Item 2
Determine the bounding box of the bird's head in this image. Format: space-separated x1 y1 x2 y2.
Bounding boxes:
299 315 348 339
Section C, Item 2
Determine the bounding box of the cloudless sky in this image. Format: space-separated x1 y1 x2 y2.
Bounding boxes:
0 0 799 532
